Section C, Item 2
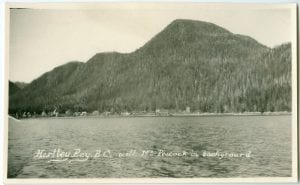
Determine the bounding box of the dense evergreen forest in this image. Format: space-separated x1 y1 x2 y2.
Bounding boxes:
9 19 292 115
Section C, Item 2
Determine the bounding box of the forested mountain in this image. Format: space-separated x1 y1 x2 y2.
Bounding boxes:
14 82 28 89
9 19 292 114
9 81 20 96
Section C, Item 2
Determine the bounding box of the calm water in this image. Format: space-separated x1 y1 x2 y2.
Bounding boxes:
8 116 292 178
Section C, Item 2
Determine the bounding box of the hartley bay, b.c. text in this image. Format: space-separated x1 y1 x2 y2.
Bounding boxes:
33 148 252 163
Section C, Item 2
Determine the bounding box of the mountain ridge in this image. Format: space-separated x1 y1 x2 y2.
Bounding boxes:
9 19 291 114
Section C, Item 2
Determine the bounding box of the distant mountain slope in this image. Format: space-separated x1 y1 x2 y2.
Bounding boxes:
14 82 28 89
9 19 291 114
9 81 20 96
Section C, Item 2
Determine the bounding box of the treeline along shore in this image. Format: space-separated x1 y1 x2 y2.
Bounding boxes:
12 109 291 119
9 19 292 117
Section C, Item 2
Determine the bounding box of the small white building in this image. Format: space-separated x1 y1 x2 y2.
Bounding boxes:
121 112 130 116
92 110 100 116
186 106 190 113
41 111 47 117
80 111 87 116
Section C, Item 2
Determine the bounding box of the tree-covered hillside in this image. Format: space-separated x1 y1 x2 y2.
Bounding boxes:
9 81 20 96
9 19 292 114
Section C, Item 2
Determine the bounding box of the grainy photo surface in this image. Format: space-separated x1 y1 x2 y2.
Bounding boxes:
5 3 297 183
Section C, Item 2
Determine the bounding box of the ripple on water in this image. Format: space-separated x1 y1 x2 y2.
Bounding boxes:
8 116 292 178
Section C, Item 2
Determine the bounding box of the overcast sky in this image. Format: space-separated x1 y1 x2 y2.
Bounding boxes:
9 3 295 83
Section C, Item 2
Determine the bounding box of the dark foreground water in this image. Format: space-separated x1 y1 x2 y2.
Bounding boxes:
8 116 292 178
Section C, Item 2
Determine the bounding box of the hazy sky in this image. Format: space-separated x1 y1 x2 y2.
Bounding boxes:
9 3 295 83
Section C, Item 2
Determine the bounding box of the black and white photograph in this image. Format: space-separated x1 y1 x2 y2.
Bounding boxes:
3 2 298 183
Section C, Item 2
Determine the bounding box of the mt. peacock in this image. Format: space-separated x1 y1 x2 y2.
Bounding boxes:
9 19 291 114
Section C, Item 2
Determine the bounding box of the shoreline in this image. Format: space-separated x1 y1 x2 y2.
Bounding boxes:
10 111 292 120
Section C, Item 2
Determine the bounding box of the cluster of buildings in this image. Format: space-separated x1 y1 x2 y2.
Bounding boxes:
12 106 192 119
